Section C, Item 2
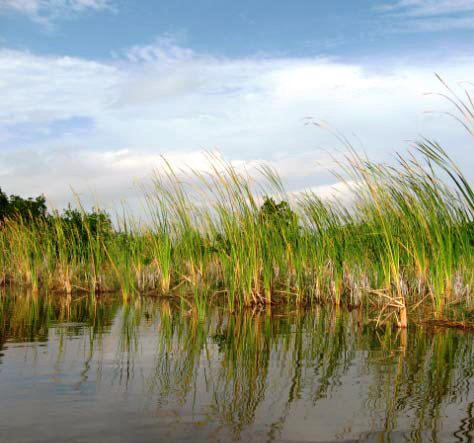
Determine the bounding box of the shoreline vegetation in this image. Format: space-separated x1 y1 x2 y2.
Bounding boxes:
1 83 474 328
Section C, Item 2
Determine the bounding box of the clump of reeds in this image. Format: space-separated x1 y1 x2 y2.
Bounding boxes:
0 80 473 327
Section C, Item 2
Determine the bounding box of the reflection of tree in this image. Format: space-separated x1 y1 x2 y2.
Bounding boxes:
0 289 120 367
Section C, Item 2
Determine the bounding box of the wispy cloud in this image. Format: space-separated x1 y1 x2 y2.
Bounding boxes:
0 0 115 25
381 0 474 16
379 0 474 31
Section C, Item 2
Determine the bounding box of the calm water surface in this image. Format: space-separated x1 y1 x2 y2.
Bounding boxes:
0 291 473 442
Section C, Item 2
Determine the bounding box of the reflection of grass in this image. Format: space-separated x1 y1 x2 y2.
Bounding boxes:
1 88 474 326
2 293 474 441
359 324 474 442
0 290 120 344
0 289 121 382
141 301 474 441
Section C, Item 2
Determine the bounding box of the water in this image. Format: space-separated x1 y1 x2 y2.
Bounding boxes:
0 292 473 442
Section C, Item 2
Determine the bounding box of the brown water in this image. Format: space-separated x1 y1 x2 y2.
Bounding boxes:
0 291 473 442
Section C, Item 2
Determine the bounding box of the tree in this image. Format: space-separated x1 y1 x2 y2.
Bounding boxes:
258 197 298 231
0 187 47 222
56 206 113 243
0 189 9 220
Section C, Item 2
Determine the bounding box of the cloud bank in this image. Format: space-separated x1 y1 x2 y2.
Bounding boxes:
1 39 474 212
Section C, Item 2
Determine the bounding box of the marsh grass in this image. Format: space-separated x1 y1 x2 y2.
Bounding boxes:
1 83 474 327
1 141 473 326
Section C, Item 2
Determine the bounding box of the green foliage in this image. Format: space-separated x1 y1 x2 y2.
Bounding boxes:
52 206 113 244
0 132 473 326
0 143 473 326
0 187 47 222
258 197 298 231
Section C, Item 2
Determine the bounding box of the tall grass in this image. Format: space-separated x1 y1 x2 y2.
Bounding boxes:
1 85 474 326
0 141 472 326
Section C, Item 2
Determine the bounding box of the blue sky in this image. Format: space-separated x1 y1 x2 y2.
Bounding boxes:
1 0 474 209
2 0 474 59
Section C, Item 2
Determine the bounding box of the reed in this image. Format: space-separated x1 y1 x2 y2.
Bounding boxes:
0 141 473 326
1 84 473 327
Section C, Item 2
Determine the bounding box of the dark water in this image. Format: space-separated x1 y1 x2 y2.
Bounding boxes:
0 292 473 442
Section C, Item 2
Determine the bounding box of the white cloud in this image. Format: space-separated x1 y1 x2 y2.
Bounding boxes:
0 0 114 24
0 147 340 213
1 40 473 212
288 180 360 207
0 50 119 125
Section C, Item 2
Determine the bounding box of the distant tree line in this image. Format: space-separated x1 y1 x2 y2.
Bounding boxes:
0 188 47 221
0 187 113 240
0 188 299 247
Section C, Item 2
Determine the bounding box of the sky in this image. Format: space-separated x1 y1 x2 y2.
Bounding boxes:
1 0 474 212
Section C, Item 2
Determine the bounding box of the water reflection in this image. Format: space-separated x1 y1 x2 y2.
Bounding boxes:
0 291 473 442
